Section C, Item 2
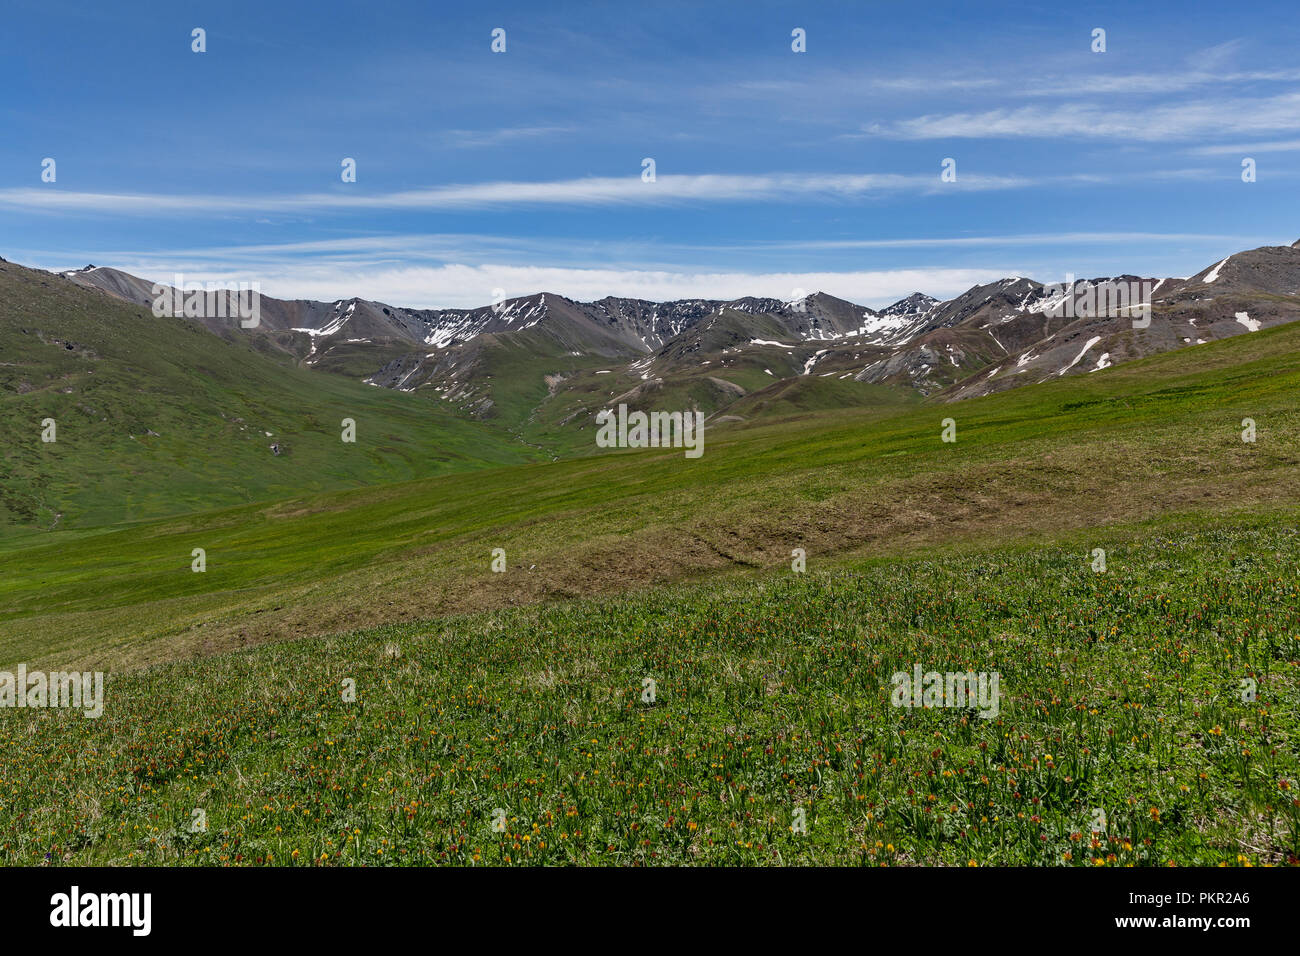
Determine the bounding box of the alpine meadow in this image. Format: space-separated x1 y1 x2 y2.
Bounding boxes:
2 0 1299 914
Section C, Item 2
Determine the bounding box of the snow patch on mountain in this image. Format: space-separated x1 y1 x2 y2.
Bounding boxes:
1204 257 1231 283
1059 336 1102 376
802 349 829 375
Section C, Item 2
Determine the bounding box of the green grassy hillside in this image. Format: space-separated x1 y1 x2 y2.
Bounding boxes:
1 284 1297 868
2 515 1295 865
0 262 541 533
721 374 917 420
2 313 1297 672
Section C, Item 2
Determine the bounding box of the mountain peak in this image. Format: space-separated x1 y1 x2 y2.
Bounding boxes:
880 292 938 317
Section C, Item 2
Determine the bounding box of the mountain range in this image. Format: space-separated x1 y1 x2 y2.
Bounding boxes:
3 235 1297 532
54 239 1300 438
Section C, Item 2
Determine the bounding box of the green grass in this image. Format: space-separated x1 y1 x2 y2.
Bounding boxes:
2 312 1298 672
0 262 541 530
723 374 918 420
2 271 1299 866
2 515 1296 865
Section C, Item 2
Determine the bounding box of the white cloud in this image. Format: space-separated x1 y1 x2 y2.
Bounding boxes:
711 231 1252 252
0 170 1054 218
443 125 575 148
61 258 1014 310
30 230 1269 311
1191 39 1247 70
31 230 1247 267
1191 138 1300 155
1022 68 1300 97
880 92 1300 140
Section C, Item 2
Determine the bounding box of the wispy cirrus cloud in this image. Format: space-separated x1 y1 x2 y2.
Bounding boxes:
2 165 1240 220
699 57 1300 114
866 76 1002 93
872 92 1300 140
443 125 575 148
1191 138 1300 155
1021 69 1300 96
1192 38 1248 70
30 230 1246 270
716 231 1261 252
0 170 1054 218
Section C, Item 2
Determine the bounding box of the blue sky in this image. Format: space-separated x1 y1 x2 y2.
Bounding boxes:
3 0 1299 308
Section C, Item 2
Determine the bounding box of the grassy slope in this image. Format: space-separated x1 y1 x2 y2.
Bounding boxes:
440 334 610 458
1 514 1295 865
0 262 541 533
722 374 917 420
436 309 920 455
1 315 1297 672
